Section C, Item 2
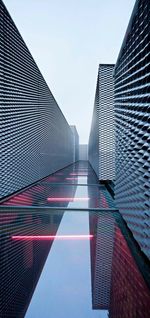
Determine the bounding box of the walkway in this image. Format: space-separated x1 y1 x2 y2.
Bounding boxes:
1 161 116 210
0 161 150 318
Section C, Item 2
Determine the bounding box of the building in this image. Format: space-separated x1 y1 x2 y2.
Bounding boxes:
79 144 88 160
114 0 150 259
88 64 115 181
0 0 74 200
70 125 79 162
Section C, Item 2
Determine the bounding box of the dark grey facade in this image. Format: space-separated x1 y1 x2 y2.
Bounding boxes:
70 125 79 162
0 0 74 199
88 64 115 181
114 0 150 259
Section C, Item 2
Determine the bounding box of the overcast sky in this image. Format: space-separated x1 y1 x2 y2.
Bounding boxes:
4 0 135 144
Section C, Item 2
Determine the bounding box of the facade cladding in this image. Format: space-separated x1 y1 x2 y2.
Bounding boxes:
88 64 115 181
114 0 150 259
0 0 74 200
70 125 79 162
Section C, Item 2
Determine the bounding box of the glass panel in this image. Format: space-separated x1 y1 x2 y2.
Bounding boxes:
0 208 149 318
0 162 149 317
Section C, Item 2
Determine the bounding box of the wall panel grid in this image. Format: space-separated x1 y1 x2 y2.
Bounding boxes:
88 64 115 181
70 125 79 162
114 0 150 259
0 1 74 199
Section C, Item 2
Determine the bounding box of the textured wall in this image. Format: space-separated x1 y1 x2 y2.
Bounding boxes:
88 64 115 181
114 0 150 259
88 83 99 176
70 125 79 162
0 0 74 199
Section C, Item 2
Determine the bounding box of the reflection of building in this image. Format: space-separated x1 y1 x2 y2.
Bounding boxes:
70 126 79 162
89 212 115 309
89 211 150 316
114 0 150 259
88 64 115 181
109 223 150 318
0 208 64 317
0 0 75 200
0 164 78 316
87 172 116 209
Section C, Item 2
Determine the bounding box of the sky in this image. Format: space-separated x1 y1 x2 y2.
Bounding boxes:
4 0 135 144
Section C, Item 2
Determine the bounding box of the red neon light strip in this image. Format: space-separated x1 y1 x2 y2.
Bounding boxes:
12 235 93 240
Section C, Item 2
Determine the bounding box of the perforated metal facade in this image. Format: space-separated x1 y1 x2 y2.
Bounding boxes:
114 0 150 259
70 125 79 162
88 64 115 181
0 0 74 199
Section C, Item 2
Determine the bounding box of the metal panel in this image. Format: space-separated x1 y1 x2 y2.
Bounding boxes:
114 0 150 259
70 125 79 162
88 64 115 181
0 0 74 199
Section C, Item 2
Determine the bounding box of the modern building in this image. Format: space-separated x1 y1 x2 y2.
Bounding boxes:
79 144 88 160
114 0 150 259
88 64 115 181
0 0 74 200
70 125 79 162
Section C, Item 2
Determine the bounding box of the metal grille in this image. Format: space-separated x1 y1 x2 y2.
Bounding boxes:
0 1 74 199
114 0 150 259
70 125 79 162
88 64 115 181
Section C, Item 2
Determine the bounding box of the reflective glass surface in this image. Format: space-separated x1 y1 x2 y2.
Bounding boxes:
2 162 115 209
0 162 150 318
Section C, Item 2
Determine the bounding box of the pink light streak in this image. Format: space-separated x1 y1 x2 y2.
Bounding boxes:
12 235 93 241
47 197 89 202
